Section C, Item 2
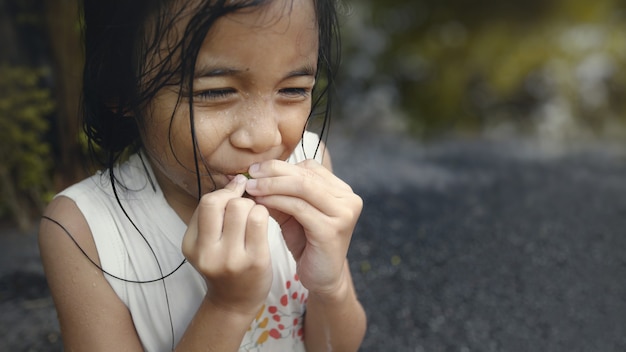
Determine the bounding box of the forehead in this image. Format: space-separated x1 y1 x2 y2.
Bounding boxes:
205 0 318 45
219 0 316 29
197 0 319 67
159 0 318 41
146 0 318 73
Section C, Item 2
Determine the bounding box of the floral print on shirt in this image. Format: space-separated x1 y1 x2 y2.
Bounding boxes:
239 274 308 351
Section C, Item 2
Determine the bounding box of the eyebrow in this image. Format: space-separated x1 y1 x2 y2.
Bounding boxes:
194 63 317 80
194 67 241 78
287 64 317 78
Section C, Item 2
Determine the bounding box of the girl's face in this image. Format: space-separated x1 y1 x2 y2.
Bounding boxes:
142 0 319 211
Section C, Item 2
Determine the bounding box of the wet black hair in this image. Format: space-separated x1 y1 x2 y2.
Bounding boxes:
82 0 341 191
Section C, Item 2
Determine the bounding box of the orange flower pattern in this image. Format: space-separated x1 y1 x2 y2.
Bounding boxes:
240 274 308 351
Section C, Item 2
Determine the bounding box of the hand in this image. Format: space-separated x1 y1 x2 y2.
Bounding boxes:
245 159 362 298
182 175 272 315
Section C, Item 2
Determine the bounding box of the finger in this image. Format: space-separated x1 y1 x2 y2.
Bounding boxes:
181 207 200 259
244 204 270 256
248 159 349 190
245 159 359 226
264 207 291 228
246 175 340 216
246 160 352 203
257 192 361 237
224 174 248 192
196 175 247 245
221 197 256 246
255 193 323 232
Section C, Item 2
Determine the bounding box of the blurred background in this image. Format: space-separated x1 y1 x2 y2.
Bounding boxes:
338 0 626 142
2 0 626 351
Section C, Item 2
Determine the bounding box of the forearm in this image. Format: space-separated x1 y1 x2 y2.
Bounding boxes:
175 296 258 352
304 265 367 352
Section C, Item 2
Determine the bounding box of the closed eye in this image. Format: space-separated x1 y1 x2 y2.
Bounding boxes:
279 87 311 98
195 88 236 101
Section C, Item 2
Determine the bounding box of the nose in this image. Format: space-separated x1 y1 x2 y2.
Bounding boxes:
229 99 282 153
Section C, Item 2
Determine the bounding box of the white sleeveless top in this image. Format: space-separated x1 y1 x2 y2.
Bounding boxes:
58 132 324 351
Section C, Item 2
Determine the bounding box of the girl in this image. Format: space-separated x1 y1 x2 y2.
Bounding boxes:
38 0 366 351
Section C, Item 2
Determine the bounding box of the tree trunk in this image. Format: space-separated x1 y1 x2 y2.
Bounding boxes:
0 167 33 233
44 0 86 190
0 0 20 63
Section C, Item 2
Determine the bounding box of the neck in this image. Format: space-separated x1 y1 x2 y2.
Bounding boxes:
144 155 199 226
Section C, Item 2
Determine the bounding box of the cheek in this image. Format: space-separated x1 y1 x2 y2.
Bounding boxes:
170 122 196 160
281 105 311 142
141 104 198 173
142 96 183 148
192 114 232 156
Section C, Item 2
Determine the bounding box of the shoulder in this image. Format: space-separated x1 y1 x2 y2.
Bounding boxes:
39 195 99 266
39 195 143 349
39 195 105 310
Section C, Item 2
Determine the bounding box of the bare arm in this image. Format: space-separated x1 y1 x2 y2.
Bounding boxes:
304 260 367 351
39 196 144 351
173 297 258 351
302 148 367 351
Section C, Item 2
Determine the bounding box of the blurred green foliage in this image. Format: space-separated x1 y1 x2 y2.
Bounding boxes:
339 0 626 140
0 64 54 230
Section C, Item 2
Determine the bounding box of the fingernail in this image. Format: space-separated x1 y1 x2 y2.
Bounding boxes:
234 174 247 185
246 178 258 190
248 163 260 175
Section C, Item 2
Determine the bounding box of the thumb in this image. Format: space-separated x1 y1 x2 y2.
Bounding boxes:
268 207 306 261
267 208 290 227
182 207 199 259
224 174 248 194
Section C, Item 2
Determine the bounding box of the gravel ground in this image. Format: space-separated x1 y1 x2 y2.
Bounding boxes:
2 129 626 351
0 226 62 351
